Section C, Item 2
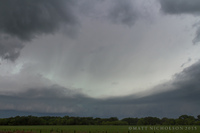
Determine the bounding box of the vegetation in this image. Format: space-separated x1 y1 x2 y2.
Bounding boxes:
0 125 199 133
0 115 200 126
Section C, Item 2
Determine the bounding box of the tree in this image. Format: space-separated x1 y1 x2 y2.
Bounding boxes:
162 118 175 125
137 118 146 125
0 115 199 126
94 118 102 125
108 117 118 121
175 118 185 125
102 120 128 125
177 115 195 125
27 116 41 125
143 117 161 125
122 117 139 125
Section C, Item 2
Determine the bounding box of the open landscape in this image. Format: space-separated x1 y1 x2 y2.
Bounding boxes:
0 125 200 133
1 1 200 133
0 115 200 133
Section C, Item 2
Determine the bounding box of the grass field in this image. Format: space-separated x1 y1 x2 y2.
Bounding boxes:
0 125 199 133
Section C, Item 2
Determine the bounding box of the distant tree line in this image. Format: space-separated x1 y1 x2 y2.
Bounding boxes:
0 115 200 125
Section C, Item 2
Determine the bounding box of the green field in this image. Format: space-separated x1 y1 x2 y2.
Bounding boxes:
0 125 199 133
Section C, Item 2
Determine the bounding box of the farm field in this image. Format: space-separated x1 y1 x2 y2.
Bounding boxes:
0 125 199 133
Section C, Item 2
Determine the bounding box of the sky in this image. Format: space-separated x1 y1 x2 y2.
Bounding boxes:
0 0 200 118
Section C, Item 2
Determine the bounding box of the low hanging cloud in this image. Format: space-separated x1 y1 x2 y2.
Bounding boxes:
1 60 200 118
0 0 78 40
77 0 138 26
0 0 140 61
0 85 98 115
159 0 200 44
159 0 200 14
0 0 79 61
107 0 138 26
0 34 24 61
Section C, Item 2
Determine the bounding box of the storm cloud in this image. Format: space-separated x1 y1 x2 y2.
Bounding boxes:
107 0 138 26
1 0 200 119
159 0 200 15
0 0 78 61
0 34 24 61
1 60 200 118
0 0 140 61
159 0 200 44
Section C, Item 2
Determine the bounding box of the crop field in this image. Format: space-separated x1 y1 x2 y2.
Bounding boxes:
0 125 199 133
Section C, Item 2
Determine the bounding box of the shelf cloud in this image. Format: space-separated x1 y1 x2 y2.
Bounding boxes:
0 0 200 118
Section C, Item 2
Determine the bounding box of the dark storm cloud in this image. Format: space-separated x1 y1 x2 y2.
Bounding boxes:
0 0 78 40
77 0 138 26
0 34 24 61
0 85 94 113
135 60 200 116
108 0 138 26
97 60 200 117
159 0 200 44
1 61 200 118
0 0 140 61
159 0 200 15
0 0 78 61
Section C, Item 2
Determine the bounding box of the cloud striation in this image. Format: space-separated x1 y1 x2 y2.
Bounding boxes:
0 0 140 61
0 0 78 61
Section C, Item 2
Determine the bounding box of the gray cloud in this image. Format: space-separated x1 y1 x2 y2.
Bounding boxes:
0 0 141 61
2 0 199 118
193 26 200 44
181 58 192 68
0 34 24 61
134 60 200 116
1 60 200 118
0 0 79 61
159 0 200 15
0 0 78 40
0 85 92 114
107 0 138 26
159 0 200 44
78 0 138 26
